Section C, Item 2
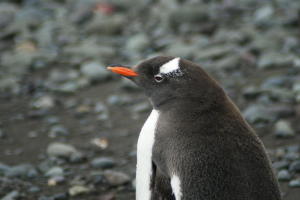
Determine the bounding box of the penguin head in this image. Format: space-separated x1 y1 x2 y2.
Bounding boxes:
108 56 223 109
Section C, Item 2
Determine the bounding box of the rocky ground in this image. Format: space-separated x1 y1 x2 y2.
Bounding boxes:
0 0 300 199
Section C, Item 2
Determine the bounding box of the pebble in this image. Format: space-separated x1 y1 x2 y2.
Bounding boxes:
45 167 64 177
91 157 116 169
5 164 38 178
243 105 274 124
289 179 300 188
28 186 40 193
125 33 150 53
274 120 295 138
272 160 289 170
103 170 131 186
277 169 292 181
32 96 55 109
47 142 81 159
48 125 69 138
107 95 131 106
1 190 20 200
80 61 111 82
0 162 9 174
257 52 294 69
98 193 116 200
47 176 65 186
51 193 68 200
68 185 91 196
289 160 300 172
0 128 6 138
243 104 295 124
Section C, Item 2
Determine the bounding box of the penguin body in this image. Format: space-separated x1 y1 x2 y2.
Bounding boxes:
108 56 281 200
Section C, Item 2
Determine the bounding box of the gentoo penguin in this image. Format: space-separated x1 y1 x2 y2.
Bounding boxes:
107 56 281 200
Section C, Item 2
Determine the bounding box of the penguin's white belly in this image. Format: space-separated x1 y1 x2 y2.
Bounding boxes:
136 109 159 200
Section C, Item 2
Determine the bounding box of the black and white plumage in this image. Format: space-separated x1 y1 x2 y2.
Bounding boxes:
108 56 282 200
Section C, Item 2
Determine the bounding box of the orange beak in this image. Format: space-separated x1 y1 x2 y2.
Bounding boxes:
107 66 138 77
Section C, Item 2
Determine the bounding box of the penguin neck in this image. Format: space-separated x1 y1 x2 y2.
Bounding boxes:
151 95 224 114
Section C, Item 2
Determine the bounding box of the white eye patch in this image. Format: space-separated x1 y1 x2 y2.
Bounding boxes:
159 57 183 76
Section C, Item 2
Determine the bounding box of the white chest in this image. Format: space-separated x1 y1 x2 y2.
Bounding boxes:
136 109 159 200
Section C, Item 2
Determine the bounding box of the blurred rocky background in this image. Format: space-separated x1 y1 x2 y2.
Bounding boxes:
0 0 299 199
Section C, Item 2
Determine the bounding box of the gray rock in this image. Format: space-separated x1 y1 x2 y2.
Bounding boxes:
47 142 81 159
261 76 289 89
0 163 9 175
274 120 295 138
80 61 111 82
243 86 262 99
272 160 289 170
45 116 60 125
289 161 300 172
28 186 40 193
91 157 116 169
32 96 55 109
289 179 300 188
197 45 234 60
56 82 79 93
293 82 300 102
5 164 37 178
0 129 6 138
48 125 69 138
94 102 107 113
1 190 20 200
85 14 125 35
0 3 18 28
50 193 68 200
47 176 65 186
169 5 210 30
277 169 292 181
213 54 240 70
254 6 274 24
107 95 131 106
165 39 200 59
243 105 274 124
45 167 64 177
104 170 131 186
64 38 115 60
284 152 299 161
68 185 91 196
243 104 295 124
257 52 295 69
126 34 150 53
286 145 300 153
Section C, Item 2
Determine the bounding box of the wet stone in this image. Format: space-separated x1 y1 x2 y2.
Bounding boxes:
91 157 116 169
103 170 131 186
48 176 65 186
289 179 300 188
277 169 292 181
48 125 69 138
45 167 64 177
80 61 111 82
243 105 274 124
272 160 289 170
0 128 6 138
274 120 295 138
47 142 80 159
5 164 38 178
68 185 91 196
1 190 20 200
28 186 40 193
289 160 300 172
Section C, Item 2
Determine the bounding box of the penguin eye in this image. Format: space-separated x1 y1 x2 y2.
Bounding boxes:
154 74 164 83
